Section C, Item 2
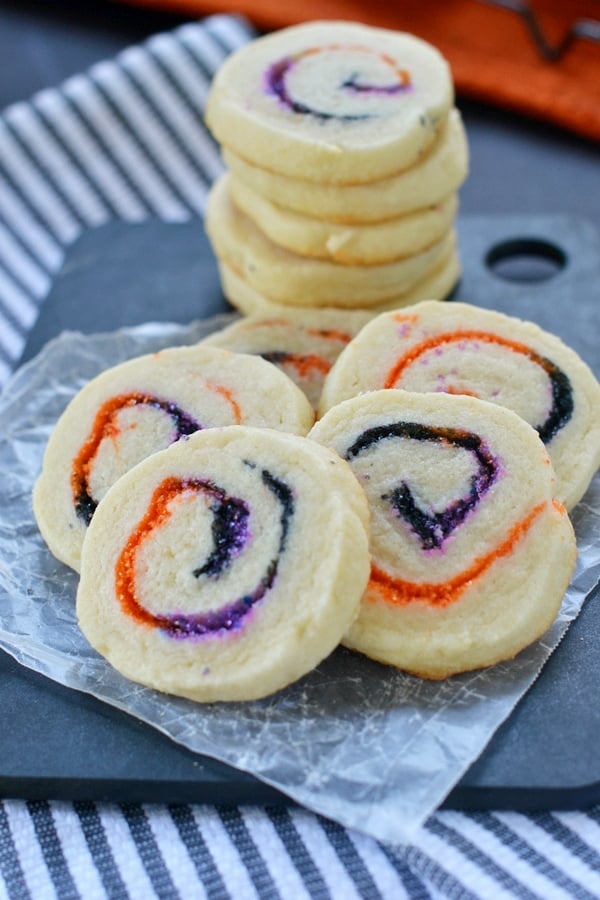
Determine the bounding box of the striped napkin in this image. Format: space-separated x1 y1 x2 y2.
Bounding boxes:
0 13 598 899
0 13 241 385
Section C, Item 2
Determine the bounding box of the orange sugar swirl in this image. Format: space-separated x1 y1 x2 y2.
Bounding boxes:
369 501 553 608
383 329 574 445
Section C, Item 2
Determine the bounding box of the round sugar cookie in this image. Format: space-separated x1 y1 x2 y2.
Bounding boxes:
319 300 600 509
76 426 371 702
206 177 453 306
229 173 459 264
223 108 468 223
202 306 374 409
310 390 577 679
33 344 314 572
205 21 453 184
217 240 461 315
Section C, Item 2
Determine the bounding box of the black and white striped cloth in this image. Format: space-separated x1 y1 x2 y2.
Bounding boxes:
0 13 598 899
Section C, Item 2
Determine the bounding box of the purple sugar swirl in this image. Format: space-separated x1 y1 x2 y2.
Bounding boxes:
264 45 411 122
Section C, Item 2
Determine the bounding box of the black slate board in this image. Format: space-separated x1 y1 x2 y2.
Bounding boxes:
5 214 600 811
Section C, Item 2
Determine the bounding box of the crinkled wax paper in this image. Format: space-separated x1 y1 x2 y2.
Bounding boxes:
0 319 599 846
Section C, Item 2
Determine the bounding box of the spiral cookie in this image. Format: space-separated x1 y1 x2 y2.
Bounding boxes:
229 174 459 264
223 109 468 223
205 21 453 184
206 176 454 307
217 243 461 316
33 345 314 572
320 301 600 509
202 306 374 409
76 426 371 702
310 390 577 679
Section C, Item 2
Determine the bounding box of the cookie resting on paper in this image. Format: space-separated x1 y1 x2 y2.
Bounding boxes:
33 344 313 572
310 390 577 679
202 305 374 409
319 300 600 509
76 426 370 703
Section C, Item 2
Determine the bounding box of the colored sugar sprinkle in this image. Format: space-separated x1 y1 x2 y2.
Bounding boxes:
385 330 574 444
115 468 295 638
193 494 249 579
260 350 331 377
345 421 499 550
264 45 410 121
72 393 201 526
369 502 548 607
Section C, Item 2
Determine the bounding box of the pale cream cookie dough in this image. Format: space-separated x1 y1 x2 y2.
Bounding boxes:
222 109 468 223
319 300 600 509
310 390 577 679
216 242 461 316
33 344 314 572
205 20 453 184
76 426 371 703
202 305 374 409
229 173 459 264
205 176 454 306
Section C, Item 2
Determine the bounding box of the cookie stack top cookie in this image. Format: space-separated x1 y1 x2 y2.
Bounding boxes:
206 20 454 184
310 389 578 679
204 21 467 313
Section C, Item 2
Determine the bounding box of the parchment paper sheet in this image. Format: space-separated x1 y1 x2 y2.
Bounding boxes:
0 320 598 845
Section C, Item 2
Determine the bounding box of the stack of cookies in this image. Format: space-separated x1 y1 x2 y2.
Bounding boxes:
204 20 468 314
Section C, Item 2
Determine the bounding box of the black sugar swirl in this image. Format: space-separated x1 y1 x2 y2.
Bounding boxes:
345 422 499 551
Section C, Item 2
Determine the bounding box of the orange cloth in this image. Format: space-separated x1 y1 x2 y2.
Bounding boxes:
119 0 600 143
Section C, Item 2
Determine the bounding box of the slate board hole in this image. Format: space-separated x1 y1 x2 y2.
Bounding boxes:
485 238 567 283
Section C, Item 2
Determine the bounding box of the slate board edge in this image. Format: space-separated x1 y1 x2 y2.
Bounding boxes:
2 215 599 811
